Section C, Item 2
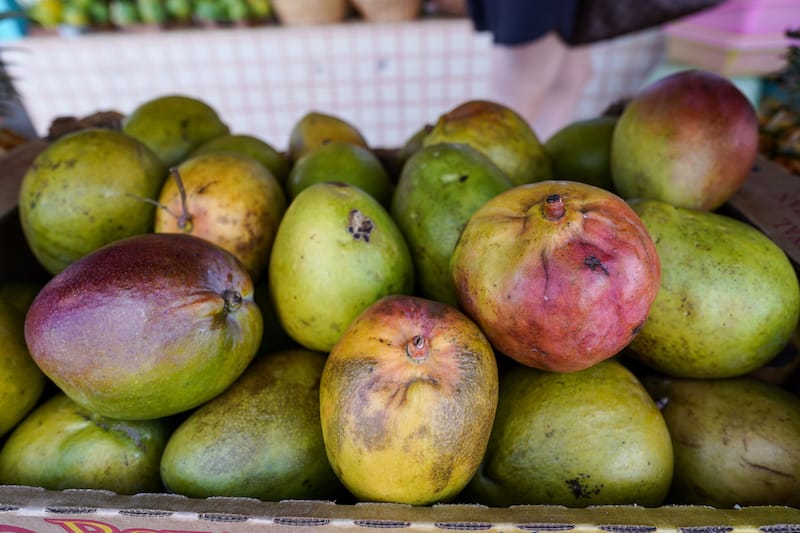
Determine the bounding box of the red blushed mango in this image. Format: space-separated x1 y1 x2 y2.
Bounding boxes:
451 180 661 373
24 233 263 421
319 295 498 505
611 69 759 211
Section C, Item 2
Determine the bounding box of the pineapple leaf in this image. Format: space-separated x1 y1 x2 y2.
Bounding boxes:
0 11 25 116
775 28 800 102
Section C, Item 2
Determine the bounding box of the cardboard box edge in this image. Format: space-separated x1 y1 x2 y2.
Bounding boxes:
0 485 799 530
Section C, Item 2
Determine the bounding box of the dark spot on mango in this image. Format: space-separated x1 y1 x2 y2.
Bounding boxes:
347 209 374 243
222 289 242 314
430 455 455 494
584 255 609 276
565 473 603 499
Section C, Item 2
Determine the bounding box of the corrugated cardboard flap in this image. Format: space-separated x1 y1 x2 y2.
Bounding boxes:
0 485 798 532
727 156 800 268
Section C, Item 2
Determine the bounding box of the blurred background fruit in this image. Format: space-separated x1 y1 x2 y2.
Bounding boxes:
758 30 800 176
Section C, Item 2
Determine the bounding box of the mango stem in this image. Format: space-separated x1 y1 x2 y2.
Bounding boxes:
169 166 193 232
405 335 429 362
544 194 566 220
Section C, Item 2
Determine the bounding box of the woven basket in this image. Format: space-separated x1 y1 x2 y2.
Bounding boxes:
272 0 350 25
351 0 422 22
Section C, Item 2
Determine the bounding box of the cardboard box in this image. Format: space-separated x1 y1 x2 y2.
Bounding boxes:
1 143 799 531
675 0 800 36
664 0 800 76
0 485 799 532
664 33 789 77
726 156 800 269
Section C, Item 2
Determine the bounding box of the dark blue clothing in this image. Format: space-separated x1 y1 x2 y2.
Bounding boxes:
466 0 580 45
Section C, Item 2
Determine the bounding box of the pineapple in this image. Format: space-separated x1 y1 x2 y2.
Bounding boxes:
758 28 800 176
0 14 20 116
0 26 27 154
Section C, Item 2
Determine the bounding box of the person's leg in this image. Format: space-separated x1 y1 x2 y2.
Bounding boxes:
489 32 568 138
531 43 593 141
471 0 592 140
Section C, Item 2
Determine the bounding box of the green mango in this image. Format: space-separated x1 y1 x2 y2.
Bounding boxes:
189 133 290 184
0 393 171 494
122 94 230 168
19 128 167 274
286 141 394 207
288 111 369 164
269 182 414 352
0 298 46 438
224 0 251 21
193 0 224 22
28 0 64 28
165 0 193 21
544 116 617 191
464 359 673 507
160 349 342 500
628 199 800 378
109 0 141 26
643 374 800 507
397 123 432 166
423 99 552 186
0 281 41 316
136 0 167 24
247 0 272 18
87 0 110 24
390 142 512 306
61 2 91 26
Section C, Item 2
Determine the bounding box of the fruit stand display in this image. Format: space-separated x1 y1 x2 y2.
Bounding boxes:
18 0 454 33
1 55 800 530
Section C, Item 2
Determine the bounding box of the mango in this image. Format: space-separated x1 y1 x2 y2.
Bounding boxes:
160 349 342 501
24 233 263 420
0 298 46 438
286 141 394 206
288 111 368 164
464 360 673 507
391 142 512 305
611 69 759 211
544 116 617 190
451 181 661 372
0 393 171 494
122 94 230 168
628 199 800 378
644 375 800 507
154 152 287 283
19 128 166 274
269 182 414 352
320 295 498 505
189 133 291 184
423 99 552 186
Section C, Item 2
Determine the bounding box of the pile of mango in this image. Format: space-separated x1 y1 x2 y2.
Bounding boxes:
25 0 273 30
0 68 799 511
